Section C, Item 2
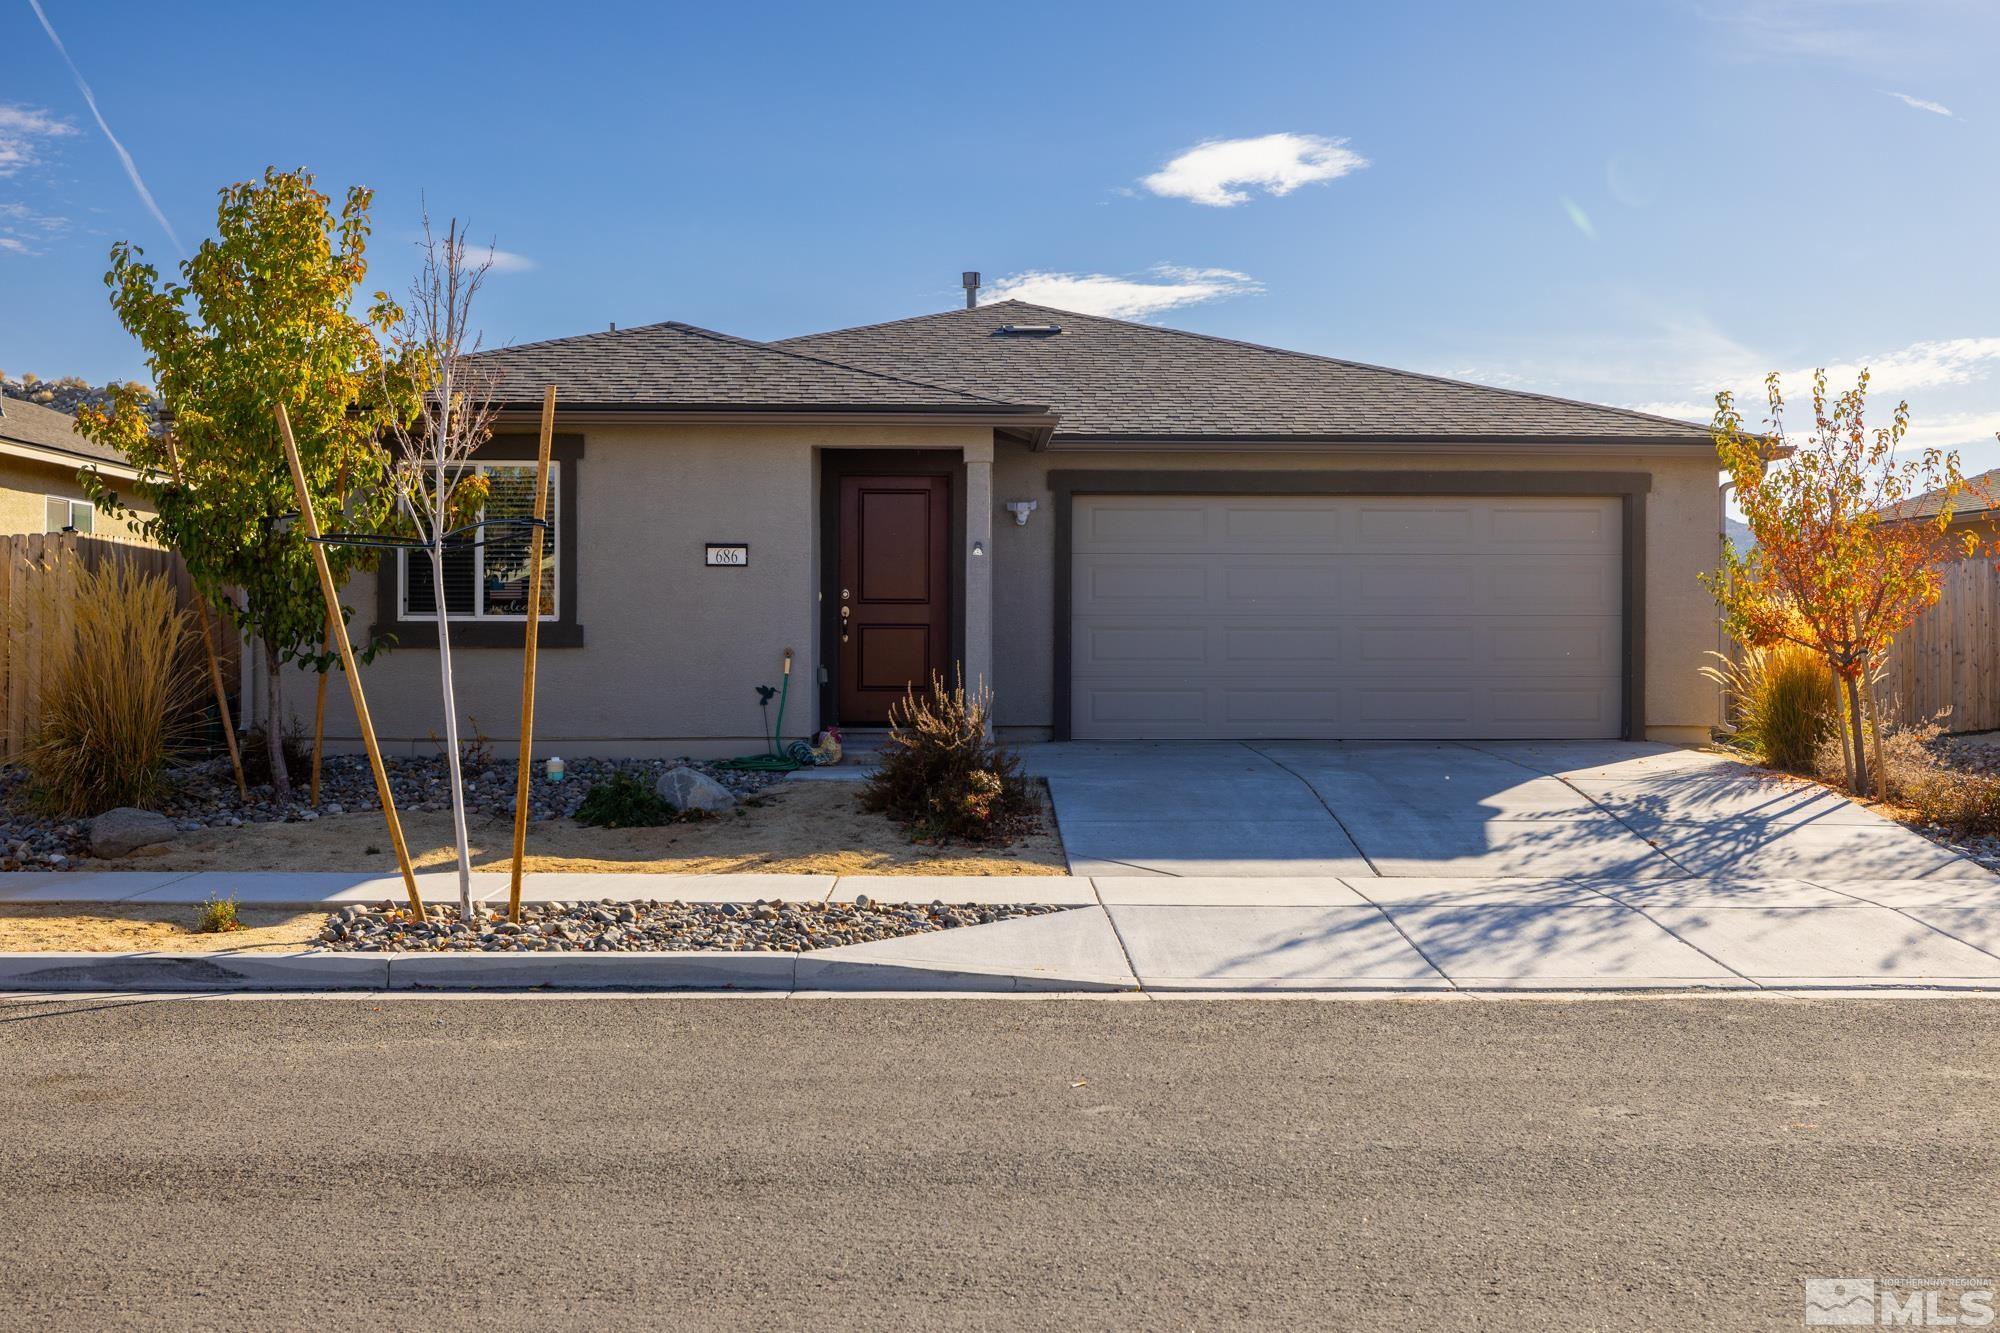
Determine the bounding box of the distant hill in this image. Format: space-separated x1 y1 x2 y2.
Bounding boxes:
0 373 159 425
1724 517 1756 551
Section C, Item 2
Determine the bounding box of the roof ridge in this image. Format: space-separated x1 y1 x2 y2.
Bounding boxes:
477 318 1038 409
772 300 1032 346
666 321 1032 408
784 300 1709 438
973 301 1714 437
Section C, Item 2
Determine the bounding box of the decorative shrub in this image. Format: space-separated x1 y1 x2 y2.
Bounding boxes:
196 894 242 933
22 558 205 816
862 672 1031 843
575 770 675 828
1858 720 2000 836
1702 645 1837 774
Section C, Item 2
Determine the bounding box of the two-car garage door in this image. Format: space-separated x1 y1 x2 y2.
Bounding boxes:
1069 494 1624 740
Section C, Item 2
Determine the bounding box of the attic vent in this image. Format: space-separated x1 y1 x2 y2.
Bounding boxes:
994 324 1061 337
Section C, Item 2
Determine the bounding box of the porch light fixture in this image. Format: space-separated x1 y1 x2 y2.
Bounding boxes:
972 540 986 557
1005 500 1037 526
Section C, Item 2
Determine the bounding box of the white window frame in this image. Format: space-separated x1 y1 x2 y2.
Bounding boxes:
44 496 93 534
397 462 560 623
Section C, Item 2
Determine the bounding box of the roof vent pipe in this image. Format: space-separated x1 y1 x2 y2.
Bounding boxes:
962 271 980 310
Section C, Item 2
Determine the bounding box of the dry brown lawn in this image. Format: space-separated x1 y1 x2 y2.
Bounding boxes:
112 779 1069 877
0 904 324 953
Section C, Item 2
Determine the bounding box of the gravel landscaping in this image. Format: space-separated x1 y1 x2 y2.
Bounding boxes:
0 754 788 872
319 897 1070 953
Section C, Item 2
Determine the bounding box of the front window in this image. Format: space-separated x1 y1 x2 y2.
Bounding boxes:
398 462 559 621
44 496 92 534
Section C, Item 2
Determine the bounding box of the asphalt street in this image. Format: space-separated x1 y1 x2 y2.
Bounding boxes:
4 993 1998 1330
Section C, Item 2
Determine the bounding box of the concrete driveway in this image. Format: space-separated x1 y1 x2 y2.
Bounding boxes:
1022 739 1993 883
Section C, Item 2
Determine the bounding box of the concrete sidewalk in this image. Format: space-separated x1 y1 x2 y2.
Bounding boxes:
4 870 2000 993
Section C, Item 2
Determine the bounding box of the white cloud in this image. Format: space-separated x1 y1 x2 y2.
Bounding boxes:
0 201 70 257
1142 133 1367 207
1624 400 1712 423
0 102 78 177
981 265 1261 320
469 244 534 274
1895 408 2000 454
1781 338 2000 399
1885 89 1954 116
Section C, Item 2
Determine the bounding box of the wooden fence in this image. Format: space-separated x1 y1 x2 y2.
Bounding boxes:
1881 557 2000 734
0 532 239 760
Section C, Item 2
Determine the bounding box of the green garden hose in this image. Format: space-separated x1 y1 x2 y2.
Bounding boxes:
714 649 804 772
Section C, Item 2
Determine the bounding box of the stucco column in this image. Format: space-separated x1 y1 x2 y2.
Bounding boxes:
963 440 995 710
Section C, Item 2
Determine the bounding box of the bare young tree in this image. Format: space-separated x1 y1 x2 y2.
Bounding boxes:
380 215 499 922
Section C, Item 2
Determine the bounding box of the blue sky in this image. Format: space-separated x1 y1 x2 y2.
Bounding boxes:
4 0 1998 470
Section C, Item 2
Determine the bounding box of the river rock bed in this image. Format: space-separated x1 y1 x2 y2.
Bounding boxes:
0 755 790 872
319 897 1066 953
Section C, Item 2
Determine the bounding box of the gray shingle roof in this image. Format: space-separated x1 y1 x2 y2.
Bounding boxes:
468 320 1043 414
0 395 129 466
1883 466 2000 521
777 300 1714 444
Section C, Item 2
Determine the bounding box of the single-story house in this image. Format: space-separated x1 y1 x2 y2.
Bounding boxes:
0 396 145 537
1881 465 2000 543
287 296 1725 755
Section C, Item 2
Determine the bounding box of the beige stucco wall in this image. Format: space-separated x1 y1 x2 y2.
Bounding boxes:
294 423 1725 755
297 419 990 757
988 443 1725 744
0 454 151 538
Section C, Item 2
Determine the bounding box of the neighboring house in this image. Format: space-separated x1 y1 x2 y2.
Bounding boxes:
295 296 1724 755
1881 465 2000 543
1876 467 2000 733
0 396 146 537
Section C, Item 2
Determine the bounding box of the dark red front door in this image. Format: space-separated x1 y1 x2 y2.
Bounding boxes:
837 474 951 725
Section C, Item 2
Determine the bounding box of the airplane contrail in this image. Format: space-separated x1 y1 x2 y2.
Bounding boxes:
25 0 184 254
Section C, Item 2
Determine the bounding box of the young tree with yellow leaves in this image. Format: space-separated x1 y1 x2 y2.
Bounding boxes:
74 169 414 800
1705 370 1994 795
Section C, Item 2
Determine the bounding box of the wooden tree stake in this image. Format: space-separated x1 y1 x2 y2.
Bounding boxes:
164 438 248 801
275 401 423 918
508 385 557 922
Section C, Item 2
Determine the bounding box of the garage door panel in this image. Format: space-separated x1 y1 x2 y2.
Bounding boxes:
1080 687 1208 726
1489 503 1617 548
1222 626 1346 664
1221 687 1345 724
1076 623 1209 667
1071 494 1623 740
1355 505 1476 546
1083 502 1211 547
1080 559 1212 609
1224 561 1356 607
1355 625 1474 665
1490 686 1619 725
1222 504 1344 544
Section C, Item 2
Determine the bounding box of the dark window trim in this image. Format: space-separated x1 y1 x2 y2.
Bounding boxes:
1046 469 1651 742
816 449 966 730
374 433 585 650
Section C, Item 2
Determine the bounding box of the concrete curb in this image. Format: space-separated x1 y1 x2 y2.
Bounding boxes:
0 950 1129 993
383 951 798 991
0 951 389 991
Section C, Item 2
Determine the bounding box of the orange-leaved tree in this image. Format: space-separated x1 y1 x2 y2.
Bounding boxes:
1704 369 1994 795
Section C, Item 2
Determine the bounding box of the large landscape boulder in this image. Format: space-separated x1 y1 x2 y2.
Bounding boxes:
656 766 737 814
88 807 179 858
